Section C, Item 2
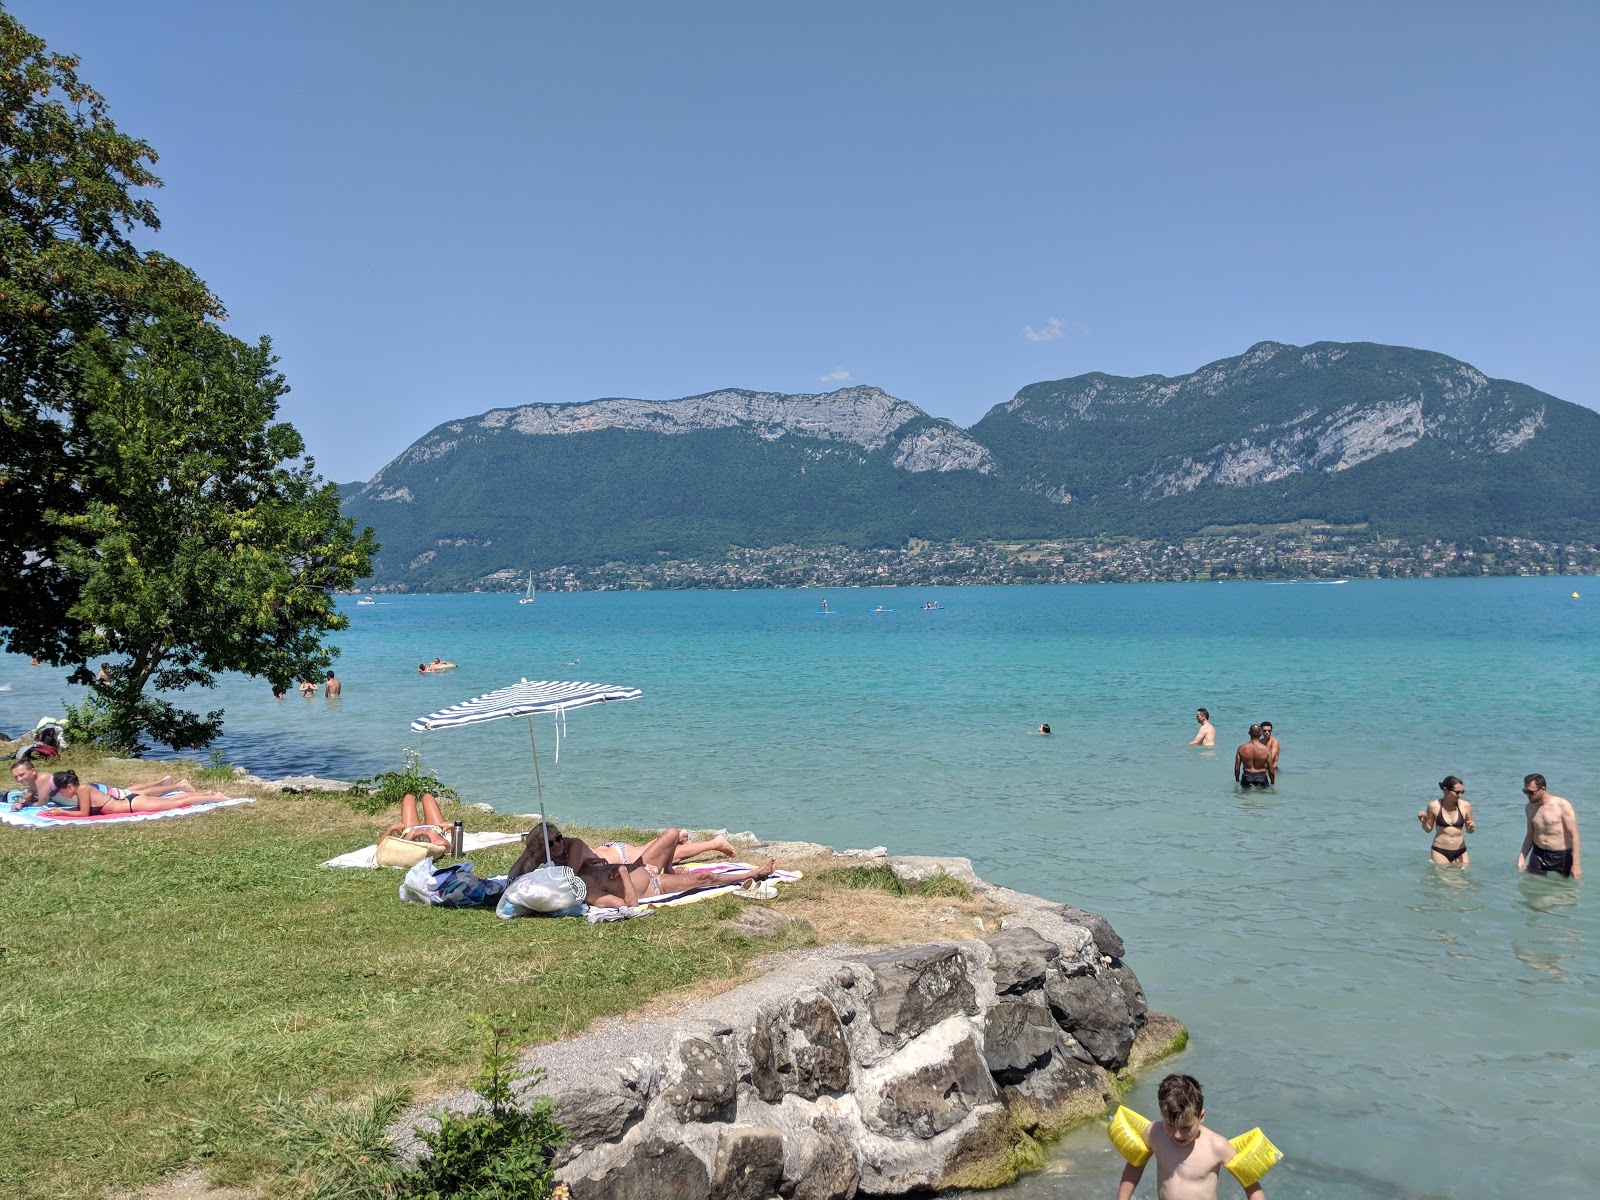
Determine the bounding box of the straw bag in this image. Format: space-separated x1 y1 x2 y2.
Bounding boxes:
376 835 446 869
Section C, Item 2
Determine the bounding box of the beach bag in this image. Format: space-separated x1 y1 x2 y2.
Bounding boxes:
399 860 507 908
497 865 587 919
376 834 446 869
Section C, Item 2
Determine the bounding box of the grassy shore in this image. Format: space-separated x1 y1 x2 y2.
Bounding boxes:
0 750 1002 1199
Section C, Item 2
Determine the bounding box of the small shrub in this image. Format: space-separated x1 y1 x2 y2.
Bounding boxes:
346 749 460 815
399 1016 566 1199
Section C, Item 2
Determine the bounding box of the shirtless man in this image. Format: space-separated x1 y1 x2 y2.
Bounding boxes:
1189 708 1215 747
8 757 195 810
512 825 777 909
324 670 342 698
1259 721 1280 774
1517 774 1581 879
1234 725 1274 788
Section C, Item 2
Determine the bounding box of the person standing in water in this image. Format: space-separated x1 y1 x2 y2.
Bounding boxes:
1259 720 1280 774
1418 775 1475 866
1518 774 1581 879
324 669 341 698
1189 708 1215 747
1234 725 1273 788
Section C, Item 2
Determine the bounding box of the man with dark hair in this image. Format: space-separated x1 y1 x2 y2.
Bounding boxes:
1234 725 1273 788
1518 774 1581 878
1259 721 1280 774
1189 708 1215 747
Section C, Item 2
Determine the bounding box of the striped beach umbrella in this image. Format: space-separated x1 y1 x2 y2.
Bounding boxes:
410 679 642 732
413 678 642 867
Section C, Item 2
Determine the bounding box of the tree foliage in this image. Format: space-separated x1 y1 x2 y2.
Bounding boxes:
54 321 375 749
0 9 376 749
0 9 221 660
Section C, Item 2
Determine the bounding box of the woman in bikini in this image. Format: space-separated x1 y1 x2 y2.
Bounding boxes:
592 830 739 867
1418 775 1475 867
49 770 230 816
379 792 453 851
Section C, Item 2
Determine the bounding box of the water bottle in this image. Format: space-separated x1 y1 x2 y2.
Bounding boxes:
451 820 464 856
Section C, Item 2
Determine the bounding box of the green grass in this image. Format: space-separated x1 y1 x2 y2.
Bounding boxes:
826 863 972 899
0 780 785 1199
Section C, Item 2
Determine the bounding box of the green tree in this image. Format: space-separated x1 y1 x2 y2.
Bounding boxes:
56 320 375 750
1 8 220 661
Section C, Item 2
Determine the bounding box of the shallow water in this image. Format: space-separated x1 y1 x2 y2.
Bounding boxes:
3 577 1594 1198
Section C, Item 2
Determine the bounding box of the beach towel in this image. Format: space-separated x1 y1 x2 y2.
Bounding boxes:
635 862 803 908
322 830 524 869
0 795 253 828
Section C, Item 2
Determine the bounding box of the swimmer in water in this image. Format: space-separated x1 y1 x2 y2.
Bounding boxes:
1418 775 1475 867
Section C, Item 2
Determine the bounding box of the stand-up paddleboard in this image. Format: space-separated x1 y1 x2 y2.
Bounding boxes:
868 607 894 613
813 610 839 615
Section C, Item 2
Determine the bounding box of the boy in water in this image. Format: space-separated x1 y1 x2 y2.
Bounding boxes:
1116 1074 1265 1200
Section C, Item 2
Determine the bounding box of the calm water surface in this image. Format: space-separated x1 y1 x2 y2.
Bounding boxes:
3 578 1594 1199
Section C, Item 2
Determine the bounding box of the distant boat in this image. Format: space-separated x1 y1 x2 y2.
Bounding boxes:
356 595 376 606
519 573 537 605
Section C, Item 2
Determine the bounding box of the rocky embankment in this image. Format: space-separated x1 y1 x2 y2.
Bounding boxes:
393 853 1185 1199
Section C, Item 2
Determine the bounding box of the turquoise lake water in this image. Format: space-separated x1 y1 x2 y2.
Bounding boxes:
2 577 1594 1199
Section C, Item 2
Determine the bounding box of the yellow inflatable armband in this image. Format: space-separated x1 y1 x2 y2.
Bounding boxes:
1224 1127 1283 1188
1105 1105 1153 1166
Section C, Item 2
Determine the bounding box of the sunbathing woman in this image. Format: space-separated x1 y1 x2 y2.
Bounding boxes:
1418 775 1476 867
379 792 453 851
592 830 739 866
9 759 196 810
49 770 230 816
511 824 776 908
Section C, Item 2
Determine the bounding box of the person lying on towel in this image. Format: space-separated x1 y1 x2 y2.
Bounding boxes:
48 770 232 817
10 758 199 811
509 824 777 908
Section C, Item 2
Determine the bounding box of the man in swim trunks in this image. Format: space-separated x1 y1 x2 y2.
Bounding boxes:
1517 774 1581 879
1188 708 1215 747
1234 724 1274 788
1259 720 1280 774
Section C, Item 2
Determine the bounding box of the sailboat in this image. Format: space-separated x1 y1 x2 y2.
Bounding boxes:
519 572 537 605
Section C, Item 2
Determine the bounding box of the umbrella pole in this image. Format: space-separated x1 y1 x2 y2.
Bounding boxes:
528 715 551 863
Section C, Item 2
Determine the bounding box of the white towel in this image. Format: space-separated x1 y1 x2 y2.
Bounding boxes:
321 829 524 869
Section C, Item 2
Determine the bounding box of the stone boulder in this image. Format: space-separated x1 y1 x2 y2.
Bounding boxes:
861 945 978 1043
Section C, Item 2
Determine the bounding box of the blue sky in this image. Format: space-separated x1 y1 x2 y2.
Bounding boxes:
13 1 1598 483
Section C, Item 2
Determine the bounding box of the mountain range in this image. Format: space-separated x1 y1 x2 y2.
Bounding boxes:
340 340 1600 589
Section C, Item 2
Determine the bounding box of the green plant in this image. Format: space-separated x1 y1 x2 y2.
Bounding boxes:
263 1088 409 1200
346 749 459 814
399 1016 566 1199
827 863 972 899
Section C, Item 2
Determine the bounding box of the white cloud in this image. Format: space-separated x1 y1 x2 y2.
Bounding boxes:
1022 317 1066 343
819 368 853 382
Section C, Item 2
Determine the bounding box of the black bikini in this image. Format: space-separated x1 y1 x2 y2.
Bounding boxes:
1431 806 1467 862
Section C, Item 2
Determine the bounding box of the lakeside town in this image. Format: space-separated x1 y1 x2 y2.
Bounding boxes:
418 531 1600 593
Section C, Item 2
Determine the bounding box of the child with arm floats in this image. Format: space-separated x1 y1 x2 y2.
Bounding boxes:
1111 1074 1277 1200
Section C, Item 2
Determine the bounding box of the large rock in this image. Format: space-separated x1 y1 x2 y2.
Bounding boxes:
568 1135 711 1200
1043 970 1135 1068
750 992 851 1103
985 926 1060 994
710 1126 785 1200
862 945 978 1042
663 1033 738 1122
539 1063 653 1164
789 1123 861 1200
1108 961 1148 1025
981 999 1074 1079
1058 904 1126 960
865 1030 999 1139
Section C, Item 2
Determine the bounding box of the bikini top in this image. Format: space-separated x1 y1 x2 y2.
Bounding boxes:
1436 807 1465 830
